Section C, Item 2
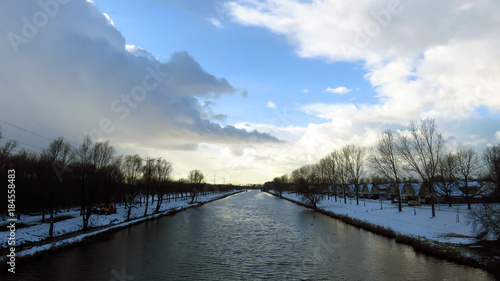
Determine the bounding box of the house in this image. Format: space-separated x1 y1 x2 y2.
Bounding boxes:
456 181 482 197
416 182 437 204
434 181 464 204
369 184 381 199
477 182 496 198
360 183 373 198
377 183 391 199
385 182 420 201
401 182 421 201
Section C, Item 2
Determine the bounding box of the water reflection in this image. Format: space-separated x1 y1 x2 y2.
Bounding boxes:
7 190 494 280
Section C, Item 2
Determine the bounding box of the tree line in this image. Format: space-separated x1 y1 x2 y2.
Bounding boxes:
0 129 239 237
266 119 500 217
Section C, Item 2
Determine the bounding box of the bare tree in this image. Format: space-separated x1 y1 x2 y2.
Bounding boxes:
92 141 115 172
291 166 308 188
77 139 116 227
316 158 332 198
336 150 349 204
436 152 458 207
76 135 93 229
468 203 500 240
455 148 482 209
188 169 205 184
42 137 74 238
484 144 500 196
154 159 173 213
342 144 365 205
299 165 322 208
121 154 143 220
291 165 322 208
143 157 163 216
188 169 205 203
398 119 444 217
300 185 322 208
0 126 18 168
273 174 288 197
327 150 341 202
368 130 403 212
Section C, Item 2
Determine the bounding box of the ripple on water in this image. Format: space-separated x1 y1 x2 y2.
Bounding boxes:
6 190 496 281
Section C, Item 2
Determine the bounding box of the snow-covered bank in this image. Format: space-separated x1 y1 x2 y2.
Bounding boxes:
0 190 241 262
267 190 500 277
278 191 484 244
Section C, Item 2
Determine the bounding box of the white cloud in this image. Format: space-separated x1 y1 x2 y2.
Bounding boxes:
103 12 115 27
325 86 351 95
266 101 277 108
209 17 223 28
228 0 500 148
496 131 500 141
302 89 309 93
125 44 158 61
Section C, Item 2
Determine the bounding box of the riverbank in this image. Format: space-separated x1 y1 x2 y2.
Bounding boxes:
0 190 243 268
265 190 500 278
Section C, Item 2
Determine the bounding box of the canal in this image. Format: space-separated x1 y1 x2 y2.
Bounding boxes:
10 190 493 280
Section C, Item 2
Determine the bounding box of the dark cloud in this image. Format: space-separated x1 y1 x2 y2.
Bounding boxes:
0 0 277 151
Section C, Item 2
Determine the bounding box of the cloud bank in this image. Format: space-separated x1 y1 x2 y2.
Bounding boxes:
0 0 278 153
227 0 500 146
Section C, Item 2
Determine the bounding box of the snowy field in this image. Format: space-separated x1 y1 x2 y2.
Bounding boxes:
275 191 491 245
0 190 240 261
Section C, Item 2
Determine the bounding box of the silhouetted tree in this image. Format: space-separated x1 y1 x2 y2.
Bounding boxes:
455 148 482 209
154 159 173 213
398 119 444 217
188 169 205 203
42 137 74 238
121 154 143 220
369 130 403 212
484 144 500 198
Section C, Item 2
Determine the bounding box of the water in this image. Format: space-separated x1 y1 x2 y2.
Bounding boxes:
8 191 494 280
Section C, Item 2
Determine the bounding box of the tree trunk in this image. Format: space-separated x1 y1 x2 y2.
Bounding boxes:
356 183 359 206
431 196 436 217
155 193 162 213
49 210 54 238
397 191 402 212
144 191 149 216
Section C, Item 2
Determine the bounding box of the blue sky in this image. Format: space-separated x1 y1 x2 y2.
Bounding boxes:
1 0 499 184
93 0 373 128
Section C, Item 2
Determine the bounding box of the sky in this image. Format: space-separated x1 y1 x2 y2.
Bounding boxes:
1 0 499 184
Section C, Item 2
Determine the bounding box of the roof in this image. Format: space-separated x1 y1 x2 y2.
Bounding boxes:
477 182 497 196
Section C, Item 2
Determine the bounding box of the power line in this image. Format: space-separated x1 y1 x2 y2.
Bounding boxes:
0 103 60 132
0 137 45 152
0 119 53 142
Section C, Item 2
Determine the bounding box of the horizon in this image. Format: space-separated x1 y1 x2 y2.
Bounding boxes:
1 0 499 185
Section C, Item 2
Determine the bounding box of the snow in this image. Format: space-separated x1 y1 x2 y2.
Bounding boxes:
276 191 488 245
0 190 240 261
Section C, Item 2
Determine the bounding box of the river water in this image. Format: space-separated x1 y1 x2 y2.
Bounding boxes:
10 191 493 280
